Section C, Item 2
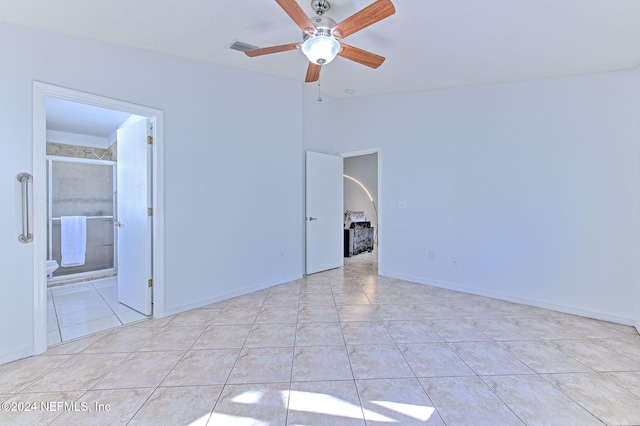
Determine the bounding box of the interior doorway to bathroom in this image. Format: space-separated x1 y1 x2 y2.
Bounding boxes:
33 83 165 349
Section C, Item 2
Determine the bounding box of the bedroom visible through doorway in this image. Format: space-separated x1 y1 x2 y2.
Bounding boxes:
343 151 378 269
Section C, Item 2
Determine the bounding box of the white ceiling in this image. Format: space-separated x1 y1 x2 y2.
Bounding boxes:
46 97 132 138
3 0 640 100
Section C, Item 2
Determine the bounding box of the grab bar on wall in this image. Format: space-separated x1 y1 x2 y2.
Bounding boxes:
17 172 33 243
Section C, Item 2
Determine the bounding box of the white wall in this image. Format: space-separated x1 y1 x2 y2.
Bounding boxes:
313 70 640 325
0 21 304 363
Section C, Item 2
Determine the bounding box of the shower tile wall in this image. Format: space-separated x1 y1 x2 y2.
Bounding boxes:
46 142 117 161
51 161 113 216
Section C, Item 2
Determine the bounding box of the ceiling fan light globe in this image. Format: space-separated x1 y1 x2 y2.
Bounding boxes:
301 35 340 65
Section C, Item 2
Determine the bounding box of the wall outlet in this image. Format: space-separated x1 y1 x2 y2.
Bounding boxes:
428 250 436 261
451 257 458 267
398 201 407 209
280 251 284 258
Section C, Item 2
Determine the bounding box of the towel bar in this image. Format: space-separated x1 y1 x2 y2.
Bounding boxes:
50 216 113 221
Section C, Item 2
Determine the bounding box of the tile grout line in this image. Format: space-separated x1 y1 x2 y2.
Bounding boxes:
330 274 368 424
209 290 269 421
127 306 226 424
284 280 303 425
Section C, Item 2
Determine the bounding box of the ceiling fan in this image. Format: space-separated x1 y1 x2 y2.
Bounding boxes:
244 0 396 83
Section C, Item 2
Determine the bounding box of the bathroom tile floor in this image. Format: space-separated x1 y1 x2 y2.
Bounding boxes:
3 252 640 424
48 277 149 345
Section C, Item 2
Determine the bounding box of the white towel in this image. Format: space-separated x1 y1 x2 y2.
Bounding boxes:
61 216 87 267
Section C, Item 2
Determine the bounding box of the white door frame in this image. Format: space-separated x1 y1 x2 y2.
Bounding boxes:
341 147 381 268
32 82 165 353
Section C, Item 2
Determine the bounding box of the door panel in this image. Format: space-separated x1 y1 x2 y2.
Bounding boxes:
116 118 152 315
305 151 343 274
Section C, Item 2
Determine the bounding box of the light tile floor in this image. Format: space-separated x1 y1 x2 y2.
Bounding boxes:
48 277 149 345
2 252 640 424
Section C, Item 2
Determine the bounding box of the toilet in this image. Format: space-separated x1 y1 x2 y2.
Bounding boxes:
46 260 59 278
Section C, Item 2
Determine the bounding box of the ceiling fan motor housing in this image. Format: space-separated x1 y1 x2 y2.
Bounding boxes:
304 15 338 37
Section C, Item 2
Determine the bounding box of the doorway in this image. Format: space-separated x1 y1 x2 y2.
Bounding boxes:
32 82 165 352
343 150 379 270
303 149 380 276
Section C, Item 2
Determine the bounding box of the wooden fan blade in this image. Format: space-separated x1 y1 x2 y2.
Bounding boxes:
244 43 299 57
332 0 395 39
305 62 321 82
338 43 385 68
275 0 316 33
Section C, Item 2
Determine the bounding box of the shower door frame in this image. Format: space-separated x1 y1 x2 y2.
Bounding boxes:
32 82 165 354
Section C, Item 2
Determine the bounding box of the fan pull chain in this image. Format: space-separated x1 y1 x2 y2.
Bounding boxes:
317 80 322 102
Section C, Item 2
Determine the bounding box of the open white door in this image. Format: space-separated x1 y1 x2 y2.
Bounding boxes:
116 118 152 315
306 151 343 274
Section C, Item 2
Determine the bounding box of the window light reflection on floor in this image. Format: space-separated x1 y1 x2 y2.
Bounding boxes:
232 390 266 404
206 412 270 426
200 389 435 424
371 400 435 422
287 390 396 422
187 414 219 426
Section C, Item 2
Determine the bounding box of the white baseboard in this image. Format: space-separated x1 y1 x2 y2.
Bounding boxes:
163 274 302 317
380 269 635 327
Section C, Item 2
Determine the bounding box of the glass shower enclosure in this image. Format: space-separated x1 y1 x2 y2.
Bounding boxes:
47 157 116 278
